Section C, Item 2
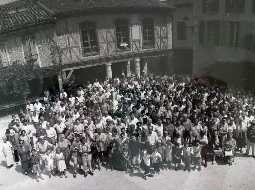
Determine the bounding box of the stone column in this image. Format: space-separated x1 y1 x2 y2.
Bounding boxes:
106 62 113 80
58 72 63 92
126 60 131 78
142 61 148 76
135 57 141 78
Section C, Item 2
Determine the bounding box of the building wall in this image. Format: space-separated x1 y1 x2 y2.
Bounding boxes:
172 0 193 49
0 12 173 71
192 0 255 88
54 13 173 67
171 0 194 74
0 25 55 68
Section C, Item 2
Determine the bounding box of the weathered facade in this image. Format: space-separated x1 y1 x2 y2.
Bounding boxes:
171 0 193 74
170 0 255 89
0 0 173 104
193 0 255 89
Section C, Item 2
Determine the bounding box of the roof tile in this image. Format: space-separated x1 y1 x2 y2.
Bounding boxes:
0 0 54 34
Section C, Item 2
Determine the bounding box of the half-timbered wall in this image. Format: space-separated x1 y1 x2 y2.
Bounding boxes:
0 13 172 69
54 13 172 67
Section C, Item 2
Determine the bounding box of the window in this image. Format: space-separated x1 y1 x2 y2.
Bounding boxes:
199 21 205 45
225 0 245 14
115 19 130 50
206 20 220 46
229 21 239 47
80 22 99 56
252 0 255 13
177 21 187 40
202 0 219 13
142 18 155 49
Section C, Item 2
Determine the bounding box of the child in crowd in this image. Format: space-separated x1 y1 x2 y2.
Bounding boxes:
192 140 202 171
2 137 14 168
151 146 162 174
31 149 42 182
45 148 55 178
172 142 183 170
55 147 67 178
164 138 173 169
142 149 151 180
183 143 192 171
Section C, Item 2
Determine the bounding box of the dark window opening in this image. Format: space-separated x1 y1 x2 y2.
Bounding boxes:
142 18 155 49
177 21 187 40
199 21 205 45
225 0 245 14
115 19 130 50
229 21 240 47
207 20 220 46
80 22 99 56
202 0 219 13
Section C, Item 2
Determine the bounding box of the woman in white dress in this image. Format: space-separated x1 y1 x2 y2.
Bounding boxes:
2 137 15 168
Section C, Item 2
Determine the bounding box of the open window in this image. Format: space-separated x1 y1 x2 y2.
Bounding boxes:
80 21 99 56
142 18 155 49
115 19 130 50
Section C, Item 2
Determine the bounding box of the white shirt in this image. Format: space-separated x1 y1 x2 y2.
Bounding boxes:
34 102 42 113
46 127 57 139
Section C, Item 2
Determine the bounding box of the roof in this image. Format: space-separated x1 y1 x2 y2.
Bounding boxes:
0 0 173 34
39 0 173 16
0 0 54 34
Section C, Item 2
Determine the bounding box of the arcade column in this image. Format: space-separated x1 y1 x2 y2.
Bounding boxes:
142 61 148 76
58 72 63 91
126 60 131 77
135 57 141 78
106 62 113 80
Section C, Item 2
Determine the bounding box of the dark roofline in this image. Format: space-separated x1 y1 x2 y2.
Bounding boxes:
38 0 174 18
0 20 55 36
54 6 173 18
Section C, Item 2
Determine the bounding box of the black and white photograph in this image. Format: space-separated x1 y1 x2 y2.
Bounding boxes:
0 0 255 190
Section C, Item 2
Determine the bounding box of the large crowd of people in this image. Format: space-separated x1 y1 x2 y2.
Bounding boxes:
2 74 255 181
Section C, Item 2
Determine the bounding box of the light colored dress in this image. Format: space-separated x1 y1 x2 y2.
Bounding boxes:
55 152 66 172
2 141 14 167
45 152 55 171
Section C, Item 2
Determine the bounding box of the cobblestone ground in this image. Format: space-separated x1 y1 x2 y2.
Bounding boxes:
1 116 255 190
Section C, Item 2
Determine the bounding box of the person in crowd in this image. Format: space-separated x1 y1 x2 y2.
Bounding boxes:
80 136 93 177
55 147 67 178
183 143 192 171
18 139 31 175
45 148 55 178
70 135 81 177
36 136 52 170
172 141 182 170
151 146 162 174
31 148 42 181
2 137 14 168
57 134 71 168
8 129 20 163
192 140 202 171
141 149 151 180
246 120 255 158
223 132 236 165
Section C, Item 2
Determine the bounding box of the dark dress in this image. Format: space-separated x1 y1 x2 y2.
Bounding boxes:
172 145 182 164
